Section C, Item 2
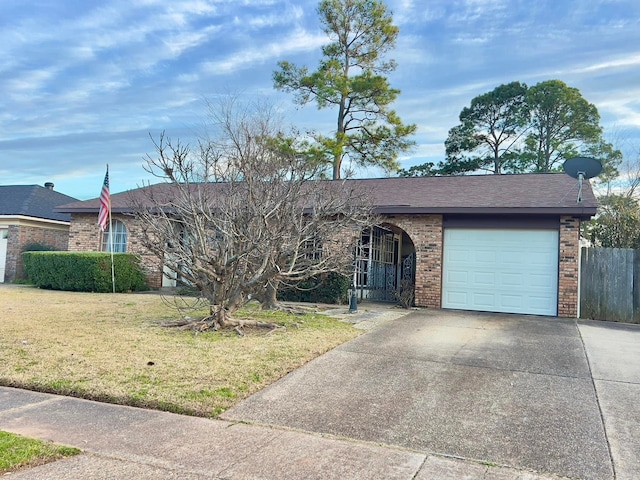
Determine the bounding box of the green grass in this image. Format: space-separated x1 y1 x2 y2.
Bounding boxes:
0 431 80 474
0 287 360 417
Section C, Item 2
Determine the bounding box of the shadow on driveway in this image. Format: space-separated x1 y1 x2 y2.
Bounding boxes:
223 310 615 480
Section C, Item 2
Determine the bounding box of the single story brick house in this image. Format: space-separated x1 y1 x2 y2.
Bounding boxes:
56 173 597 318
0 183 78 282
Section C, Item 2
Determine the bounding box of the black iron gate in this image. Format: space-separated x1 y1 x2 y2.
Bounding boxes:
356 227 415 303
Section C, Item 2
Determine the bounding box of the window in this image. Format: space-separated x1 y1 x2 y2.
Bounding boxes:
102 220 128 252
302 234 322 261
370 227 395 265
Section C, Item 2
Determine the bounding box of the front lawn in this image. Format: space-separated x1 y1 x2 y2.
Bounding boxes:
0 286 359 417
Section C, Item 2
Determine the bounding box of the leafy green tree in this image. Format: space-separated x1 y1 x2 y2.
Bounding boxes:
397 162 437 177
585 195 640 249
524 80 603 172
402 79 619 177
274 0 416 179
583 148 640 247
584 139 623 188
442 81 529 175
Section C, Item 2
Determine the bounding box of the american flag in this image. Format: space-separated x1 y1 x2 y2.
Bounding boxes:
98 167 110 231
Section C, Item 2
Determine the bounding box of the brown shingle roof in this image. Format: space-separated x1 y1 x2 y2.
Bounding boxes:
56 173 598 218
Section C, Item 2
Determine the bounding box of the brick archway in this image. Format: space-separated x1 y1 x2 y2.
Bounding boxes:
381 215 443 309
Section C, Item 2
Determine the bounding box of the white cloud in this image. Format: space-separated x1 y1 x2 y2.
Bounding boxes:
201 27 326 75
575 52 640 74
2 0 640 198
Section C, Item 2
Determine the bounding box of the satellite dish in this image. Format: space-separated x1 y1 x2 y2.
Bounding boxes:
563 157 602 203
563 157 602 180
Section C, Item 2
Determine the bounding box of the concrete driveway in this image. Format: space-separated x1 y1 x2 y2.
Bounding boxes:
223 309 640 480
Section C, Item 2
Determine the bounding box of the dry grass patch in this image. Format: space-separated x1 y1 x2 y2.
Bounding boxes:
0 286 359 417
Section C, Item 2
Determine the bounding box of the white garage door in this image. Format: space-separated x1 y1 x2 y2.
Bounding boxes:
442 229 559 316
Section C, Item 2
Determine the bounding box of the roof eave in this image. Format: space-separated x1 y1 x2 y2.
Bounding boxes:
57 206 598 220
0 215 71 226
373 206 598 219
55 207 133 214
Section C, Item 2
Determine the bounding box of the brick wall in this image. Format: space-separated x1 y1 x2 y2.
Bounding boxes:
5 224 70 282
68 213 164 289
125 216 164 289
65 212 582 315
383 215 443 309
68 213 101 251
68 213 444 303
558 215 581 317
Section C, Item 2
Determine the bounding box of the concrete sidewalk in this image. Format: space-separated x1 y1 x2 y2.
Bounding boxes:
0 387 565 480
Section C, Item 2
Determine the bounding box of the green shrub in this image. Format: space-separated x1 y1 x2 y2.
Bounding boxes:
22 252 148 293
278 272 350 304
21 242 56 252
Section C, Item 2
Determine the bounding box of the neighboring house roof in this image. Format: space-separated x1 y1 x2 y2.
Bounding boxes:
0 185 79 222
56 173 598 219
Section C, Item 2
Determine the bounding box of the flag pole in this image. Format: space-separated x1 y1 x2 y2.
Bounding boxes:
107 180 116 294
107 164 115 293
98 164 116 293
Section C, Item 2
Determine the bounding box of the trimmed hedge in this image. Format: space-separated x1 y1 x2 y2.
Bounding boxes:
278 272 350 304
22 252 148 293
22 242 56 252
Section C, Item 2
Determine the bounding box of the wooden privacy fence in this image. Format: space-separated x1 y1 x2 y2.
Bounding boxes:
580 247 640 323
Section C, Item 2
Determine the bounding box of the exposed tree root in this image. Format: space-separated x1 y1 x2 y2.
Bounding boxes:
261 302 316 315
224 318 285 336
160 306 285 336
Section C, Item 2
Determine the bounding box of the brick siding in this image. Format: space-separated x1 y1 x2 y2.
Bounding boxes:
558 215 581 317
66 212 582 315
5 224 69 282
383 215 443 309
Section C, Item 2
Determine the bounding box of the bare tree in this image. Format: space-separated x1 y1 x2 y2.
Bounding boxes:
131 98 373 333
618 147 640 198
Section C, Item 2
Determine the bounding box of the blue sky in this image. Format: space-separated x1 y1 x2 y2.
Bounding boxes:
1 0 639 200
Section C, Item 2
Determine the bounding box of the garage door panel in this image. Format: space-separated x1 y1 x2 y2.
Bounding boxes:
501 295 524 309
442 229 558 316
530 273 555 288
474 271 495 287
500 272 523 287
473 293 496 308
447 270 468 284
529 295 555 309
447 248 470 262
474 250 497 263
445 291 468 307
529 251 555 265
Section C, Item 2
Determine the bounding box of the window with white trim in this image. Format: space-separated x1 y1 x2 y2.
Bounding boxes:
101 220 128 253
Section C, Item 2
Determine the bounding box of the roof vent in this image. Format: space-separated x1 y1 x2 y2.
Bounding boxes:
44 182 54 190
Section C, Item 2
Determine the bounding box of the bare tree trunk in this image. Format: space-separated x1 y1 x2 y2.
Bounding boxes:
260 280 280 310
251 280 280 310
